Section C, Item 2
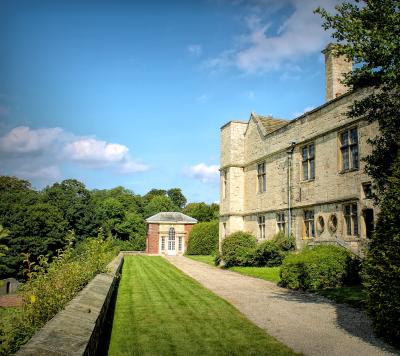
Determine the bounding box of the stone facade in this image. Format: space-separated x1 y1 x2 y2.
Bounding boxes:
219 45 377 255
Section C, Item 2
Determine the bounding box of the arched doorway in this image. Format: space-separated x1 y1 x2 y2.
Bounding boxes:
167 227 176 255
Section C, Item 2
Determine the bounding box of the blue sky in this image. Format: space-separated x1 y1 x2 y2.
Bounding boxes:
0 0 340 203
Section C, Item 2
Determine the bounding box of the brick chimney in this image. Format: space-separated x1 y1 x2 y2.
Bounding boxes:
323 44 352 101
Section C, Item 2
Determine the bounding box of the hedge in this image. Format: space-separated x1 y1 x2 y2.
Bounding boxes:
186 220 219 255
221 231 257 267
279 245 360 290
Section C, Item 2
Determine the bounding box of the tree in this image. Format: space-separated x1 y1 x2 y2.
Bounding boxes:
42 179 97 239
1 203 68 278
316 0 400 344
316 0 400 196
363 157 400 345
167 188 187 209
143 195 178 218
183 202 219 222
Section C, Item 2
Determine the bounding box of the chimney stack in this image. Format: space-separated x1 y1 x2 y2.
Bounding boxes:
323 44 352 101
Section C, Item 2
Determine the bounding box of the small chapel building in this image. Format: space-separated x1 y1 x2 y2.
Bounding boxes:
145 212 197 255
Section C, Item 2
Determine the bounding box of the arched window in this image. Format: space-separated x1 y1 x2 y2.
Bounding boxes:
169 227 175 239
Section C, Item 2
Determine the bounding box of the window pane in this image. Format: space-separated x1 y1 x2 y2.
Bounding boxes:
351 145 359 169
311 221 315 237
309 144 315 158
344 205 351 215
341 131 349 146
309 158 315 179
342 147 349 170
263 175 266 192
345 216 351 235
351 128 358 143
351 204 357 214
303 161 308 180
302 147 308 161
353 216 358 235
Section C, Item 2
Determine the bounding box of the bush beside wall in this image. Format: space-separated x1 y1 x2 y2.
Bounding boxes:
279 245 360 291
221 231 257 267
186 221 219 255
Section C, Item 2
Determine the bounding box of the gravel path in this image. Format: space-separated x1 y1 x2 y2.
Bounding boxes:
166 256 399 356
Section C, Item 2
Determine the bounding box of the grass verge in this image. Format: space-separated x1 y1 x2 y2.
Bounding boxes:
107 256 296 356
185 254 215 266
229 266 281 283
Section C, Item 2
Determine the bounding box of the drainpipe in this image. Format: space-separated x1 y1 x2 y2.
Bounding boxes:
287 142 296 237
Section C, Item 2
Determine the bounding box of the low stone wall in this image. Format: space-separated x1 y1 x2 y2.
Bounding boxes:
16 253 124 356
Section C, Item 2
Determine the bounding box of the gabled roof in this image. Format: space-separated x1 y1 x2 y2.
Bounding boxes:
145 212 197 224
246 112 288 137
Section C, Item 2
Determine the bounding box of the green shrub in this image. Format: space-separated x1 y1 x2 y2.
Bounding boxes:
363 157 400 346
221 231 257 267
0 233 118 355
271 231 296 251
279 245 359 290
186 221 219 255
113 236 146 251
248 240 285 267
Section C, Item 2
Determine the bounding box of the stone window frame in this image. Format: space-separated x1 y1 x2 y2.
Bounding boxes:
258 215 266 239
276 212 286 233
301 143 315 181
343 202 359 237
339 126 359 172
257 162 266 193
178 236 183 251
304 210 315 239
221 169 227 199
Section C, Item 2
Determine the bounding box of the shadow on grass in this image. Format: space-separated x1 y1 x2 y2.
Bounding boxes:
97 277 120 356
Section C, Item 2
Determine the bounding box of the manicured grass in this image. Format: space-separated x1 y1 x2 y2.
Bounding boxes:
229 266 281 283
314 285 366 309
185 254 215 266
107 256 296 356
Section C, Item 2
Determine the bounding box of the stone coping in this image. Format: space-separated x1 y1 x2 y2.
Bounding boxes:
16 252 125 356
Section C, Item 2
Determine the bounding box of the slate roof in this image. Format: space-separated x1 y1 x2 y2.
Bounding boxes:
253 113 288 134
146 212 198 224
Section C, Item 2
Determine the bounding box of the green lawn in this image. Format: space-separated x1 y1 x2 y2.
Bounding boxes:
314 285 366 309
185 254 215 266
107 256 296 356
229 266 281 283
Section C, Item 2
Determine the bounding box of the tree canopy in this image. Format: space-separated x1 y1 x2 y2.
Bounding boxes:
0 176 218 279
316 0 400 345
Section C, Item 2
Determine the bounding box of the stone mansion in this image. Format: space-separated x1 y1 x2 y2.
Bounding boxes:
219 44 377 255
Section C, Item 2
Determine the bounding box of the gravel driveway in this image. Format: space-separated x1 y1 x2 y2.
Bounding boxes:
166 256 399 356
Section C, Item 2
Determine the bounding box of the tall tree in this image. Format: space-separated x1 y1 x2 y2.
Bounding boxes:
167 188 187 209
316 0 400 345
316 0 400 196
143 195 177 218
183 202 219 222
42 179 97 239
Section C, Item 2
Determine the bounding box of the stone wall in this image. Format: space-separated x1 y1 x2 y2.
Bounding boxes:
220 88 377 252
16 253 124 356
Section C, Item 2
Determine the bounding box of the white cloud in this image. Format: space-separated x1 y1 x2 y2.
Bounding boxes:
64 138 128 163
196 94 209 103
0 126 149 178
119 160 149 174
0 126 63 153
14 165 61 180
188 163 220 183
187 44 203 57
245 90 256 100
205 0 338 73
292 105 315 118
